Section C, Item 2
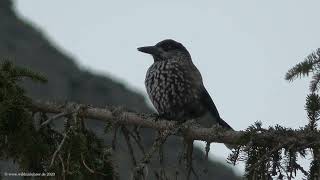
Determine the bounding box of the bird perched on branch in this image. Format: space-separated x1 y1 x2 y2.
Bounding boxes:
137 39 233 138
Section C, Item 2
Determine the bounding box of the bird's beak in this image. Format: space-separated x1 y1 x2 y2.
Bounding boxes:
137 46 161 56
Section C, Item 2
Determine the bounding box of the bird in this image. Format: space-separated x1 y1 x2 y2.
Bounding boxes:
137 39 233 133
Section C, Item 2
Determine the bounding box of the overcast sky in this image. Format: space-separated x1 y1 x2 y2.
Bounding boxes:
14 0 320 176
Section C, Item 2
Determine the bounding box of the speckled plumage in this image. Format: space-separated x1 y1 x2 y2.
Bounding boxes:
139 39 232 129
145 53 204 120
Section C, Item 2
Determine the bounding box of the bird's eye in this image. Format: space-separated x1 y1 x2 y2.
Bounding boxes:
164 45 173 51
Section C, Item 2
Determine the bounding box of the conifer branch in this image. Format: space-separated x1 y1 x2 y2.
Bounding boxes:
30 100 320 147
285 48 320 81
310 72 320 92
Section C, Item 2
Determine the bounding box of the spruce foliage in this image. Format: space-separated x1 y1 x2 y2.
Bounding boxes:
227 49 320 179
0 60 116 179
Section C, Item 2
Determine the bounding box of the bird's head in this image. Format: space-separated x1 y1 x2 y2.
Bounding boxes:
138 39 191 62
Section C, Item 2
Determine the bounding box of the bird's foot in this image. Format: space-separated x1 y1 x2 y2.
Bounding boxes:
150 113 163 121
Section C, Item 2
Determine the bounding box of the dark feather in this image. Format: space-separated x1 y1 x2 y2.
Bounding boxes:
200 86 233 130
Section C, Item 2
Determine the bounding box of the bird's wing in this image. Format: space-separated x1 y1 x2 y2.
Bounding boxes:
200 85 233 130
200 85 221 119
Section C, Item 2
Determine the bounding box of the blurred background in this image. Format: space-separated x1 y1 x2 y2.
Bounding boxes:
1 0 320 179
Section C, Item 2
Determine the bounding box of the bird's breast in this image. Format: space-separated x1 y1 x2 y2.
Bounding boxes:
145 61 203 119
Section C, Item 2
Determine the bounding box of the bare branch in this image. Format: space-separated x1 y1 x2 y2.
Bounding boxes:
112 126 119 150
122 126 137 166
58 154 66 180
49 132 68 169
81 154 95 173
40 111 68 128
132 128 173 180
127 128 146 155
205 142 210 161
31 101 320 148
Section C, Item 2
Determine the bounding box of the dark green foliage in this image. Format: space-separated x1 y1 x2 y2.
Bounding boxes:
285 48 320 81
308 159 320 180
0 60 116 179
285 48 320 92
228 123 312 179
310 73 320 93
0 60 50 171
305 93 320 130
285 49 320 179
57 113 115 180
0 60 47 83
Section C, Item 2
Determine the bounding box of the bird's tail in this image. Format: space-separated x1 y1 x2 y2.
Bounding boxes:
217 118 233 130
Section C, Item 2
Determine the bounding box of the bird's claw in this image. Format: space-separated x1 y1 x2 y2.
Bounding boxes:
150 113 163 121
